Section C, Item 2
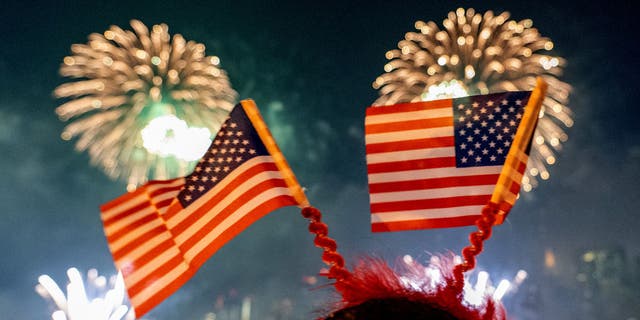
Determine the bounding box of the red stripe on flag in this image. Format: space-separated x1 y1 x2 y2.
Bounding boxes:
367 157 456 174
365 137 454 154
366 99 453 115
517 160 527 173
509 181 522 195
372 215 479 232
371 195 491 213
365 117 451 134
368 174 500 193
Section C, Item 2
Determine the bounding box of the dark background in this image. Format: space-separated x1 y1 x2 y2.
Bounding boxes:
1 1 638 319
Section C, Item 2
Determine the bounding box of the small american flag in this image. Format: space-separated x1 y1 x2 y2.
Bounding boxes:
101 99 308 317
365 91 534 232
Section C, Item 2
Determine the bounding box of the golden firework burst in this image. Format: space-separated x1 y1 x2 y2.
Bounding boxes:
55 20 237 190
373 8 572 191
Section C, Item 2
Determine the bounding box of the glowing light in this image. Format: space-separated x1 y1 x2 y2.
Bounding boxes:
37 275 68 311
403 254 414 265
52 310 67 320
150 56 161 65
546 156 556 165
420 79 469 101
36 268 137 320
514 270 528 285
141 115 212 161
302 275 318 285
464 65 475 79
63 57 75 66
544 41 554 50
450 54 460 65
204 312 216 320
241 297 251 320
492 279 511 301
583 251 596 262
425 266 443 288
463 268 526 306
397 256 527 309
545 249 557 268
474 271 489 293
373 8 572 192
540 171 550 180
103 30 115 40
54 19 237 187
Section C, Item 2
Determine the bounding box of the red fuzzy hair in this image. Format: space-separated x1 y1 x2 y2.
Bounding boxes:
326 255 505 320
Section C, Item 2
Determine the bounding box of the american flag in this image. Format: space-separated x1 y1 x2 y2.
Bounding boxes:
100 99 308 317
365 91 533 232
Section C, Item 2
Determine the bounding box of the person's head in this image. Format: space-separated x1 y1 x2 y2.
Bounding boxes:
323 298 459 320
320 256 504 320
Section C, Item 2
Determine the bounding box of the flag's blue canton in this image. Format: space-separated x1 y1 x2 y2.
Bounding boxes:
453 91 531 168
178 104 268 207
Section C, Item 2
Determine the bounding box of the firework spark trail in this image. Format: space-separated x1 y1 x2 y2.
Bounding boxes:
373 8 572 190
401 255 527 307
36 268 138 320
55 20 237 189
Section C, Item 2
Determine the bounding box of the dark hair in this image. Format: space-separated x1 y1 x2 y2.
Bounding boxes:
323 298 459 320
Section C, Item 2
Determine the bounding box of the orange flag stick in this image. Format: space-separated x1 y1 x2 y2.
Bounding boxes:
451 77 548 292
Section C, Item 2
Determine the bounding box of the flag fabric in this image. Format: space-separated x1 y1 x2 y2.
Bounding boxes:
365 91 535 232
100 178 189 315
100 99 308 317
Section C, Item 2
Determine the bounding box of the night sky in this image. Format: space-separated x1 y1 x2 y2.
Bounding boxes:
1 1 639 319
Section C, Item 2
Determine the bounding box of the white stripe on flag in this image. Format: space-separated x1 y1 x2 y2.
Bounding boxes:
371 205 485 222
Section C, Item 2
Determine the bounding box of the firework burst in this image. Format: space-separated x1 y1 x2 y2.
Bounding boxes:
36 267 138 320
373 8 572 190
400 255 527 307
55 20 237 189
